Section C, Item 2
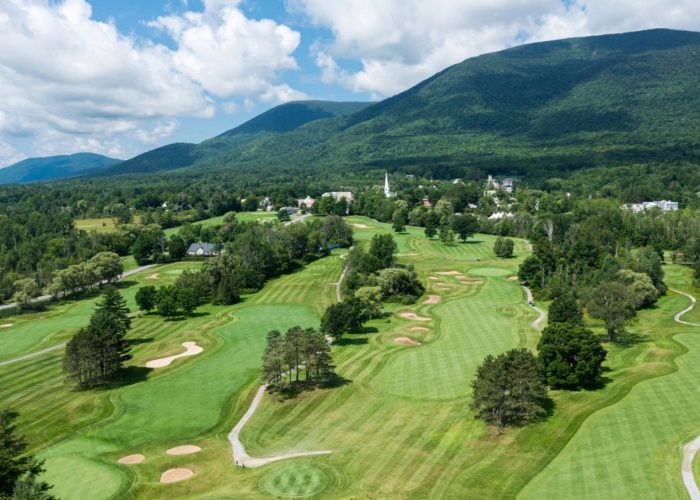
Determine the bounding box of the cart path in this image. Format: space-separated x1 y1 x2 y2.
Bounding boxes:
522 285 546 330
670 288 700 327
228 384 332 468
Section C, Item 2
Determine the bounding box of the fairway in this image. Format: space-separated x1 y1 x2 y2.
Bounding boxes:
2 216 699 498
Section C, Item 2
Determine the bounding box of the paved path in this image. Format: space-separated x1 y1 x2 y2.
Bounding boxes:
335 246 353 303
522 285 546 330
671 287 700 499
228 384 332 468
0 264 156 313
0 264 156 368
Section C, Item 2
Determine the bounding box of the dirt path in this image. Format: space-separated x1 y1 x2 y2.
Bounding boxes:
335 246 353 302
522 285 545 330
228 385 332 468
672 288 700 499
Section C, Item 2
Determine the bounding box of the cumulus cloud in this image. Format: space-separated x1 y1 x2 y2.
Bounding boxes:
293 0 700 97
0 0 305 160
0 138 25 168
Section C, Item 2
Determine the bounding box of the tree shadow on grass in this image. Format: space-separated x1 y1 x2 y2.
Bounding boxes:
273 373 351 400
128 338 155 346
104 366 153 389
337 337 368 346
612 330 649 347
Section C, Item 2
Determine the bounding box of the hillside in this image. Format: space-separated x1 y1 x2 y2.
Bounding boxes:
0 153 121 184
101 28 700 181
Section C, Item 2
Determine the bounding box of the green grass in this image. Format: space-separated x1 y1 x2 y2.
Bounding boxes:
75 217 117 233
163 211 277 237
3 218 700 498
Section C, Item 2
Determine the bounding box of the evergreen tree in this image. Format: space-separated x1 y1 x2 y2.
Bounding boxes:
548 292 583 325
96 286 131 334
470 349 550 427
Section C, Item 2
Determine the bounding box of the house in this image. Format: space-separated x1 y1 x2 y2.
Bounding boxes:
422 196 432 208
488 212 514 220
186 242 220 257
622 200 679 213
322 191 354 203
297 196 316 208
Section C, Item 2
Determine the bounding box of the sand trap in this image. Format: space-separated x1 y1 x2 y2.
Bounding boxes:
507 276 519 281
429 277 440 280
118 454 145 465
410 326 429 332
166 445 201 456
0 324 12 328
436 271 463 276
400 312 431 321
160 468 193 484
146 341 203 369
436 287 450 291
394 337 421 346
423 295 441 305
352 223 371 229
146 273 159 280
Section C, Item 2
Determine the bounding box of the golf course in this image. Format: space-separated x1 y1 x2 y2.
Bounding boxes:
1 216 699 498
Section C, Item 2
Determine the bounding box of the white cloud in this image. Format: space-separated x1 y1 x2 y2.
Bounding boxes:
293 0 700 97
260 84 308 104
0 138 25 168
0 0 305 159
149 0 303 98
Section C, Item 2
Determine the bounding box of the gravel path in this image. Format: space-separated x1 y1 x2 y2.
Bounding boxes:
672 287 700 499
228 384 332 468
522 285 546 330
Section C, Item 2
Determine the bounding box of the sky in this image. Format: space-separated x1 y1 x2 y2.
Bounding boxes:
1 0 700 167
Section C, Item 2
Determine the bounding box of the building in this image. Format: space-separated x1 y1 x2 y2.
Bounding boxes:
623 200 679 213
322 191 354 203
422 196 432 208
186 242 220 257
297 196 316 208
488 211 514 220
384 171 395 198
485 175 516 195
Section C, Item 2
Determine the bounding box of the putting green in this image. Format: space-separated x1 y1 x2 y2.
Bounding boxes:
468 267 512 277
259 462 333 497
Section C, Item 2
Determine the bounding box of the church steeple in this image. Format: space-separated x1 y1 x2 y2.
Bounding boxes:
384 171 391 198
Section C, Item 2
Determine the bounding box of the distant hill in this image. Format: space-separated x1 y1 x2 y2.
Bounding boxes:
98 28 700 180
0 153 121 184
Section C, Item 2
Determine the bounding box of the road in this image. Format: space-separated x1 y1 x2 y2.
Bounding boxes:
0 264 156 313
228 384 332 468
0 264 156 368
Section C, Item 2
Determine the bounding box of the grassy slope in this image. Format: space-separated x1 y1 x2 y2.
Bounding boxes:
2 217 699 498
163 211 277 238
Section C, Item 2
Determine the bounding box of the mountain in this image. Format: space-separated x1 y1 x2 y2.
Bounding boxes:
102 28 700 180
0 153 121 184
102 100 371 176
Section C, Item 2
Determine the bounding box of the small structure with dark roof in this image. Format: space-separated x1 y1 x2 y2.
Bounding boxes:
186 242 220 257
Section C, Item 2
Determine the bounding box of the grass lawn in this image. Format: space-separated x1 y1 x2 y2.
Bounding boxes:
2 217 699 498
75 217 117 233
163 211 278 237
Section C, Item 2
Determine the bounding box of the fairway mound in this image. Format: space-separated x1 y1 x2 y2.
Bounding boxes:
146 341 203 369
400 312 431 321
160 468 193 484
118 454 145 464
423 295 441 304
166 445 201 456
146 273 160 280
410 326 429 332
394 337 421 346
352 223 371 229
0 323 12 328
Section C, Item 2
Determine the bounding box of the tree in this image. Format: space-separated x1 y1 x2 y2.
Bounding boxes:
96 286 131 335
361 234 397 272
377 268 424 301
630 246 666 294
277 208 290 222
177 287 199 316
451 214 478 241
168 235 187 261
10 278 39 311
392 208 407 233
616 269 659 309
321 300 365 341
493 237 515 258
354 286 383 318
135 286 157 312
156 286 180 318
470 349 550 427
439 225 455 245
424 211 440 239
89 252 123 282
586 281 636 341
537 323 607 389
0 410 54 499
548 292 583 325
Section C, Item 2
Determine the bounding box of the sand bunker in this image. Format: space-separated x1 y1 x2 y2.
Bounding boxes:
423 295 441 305
436 287 450 291
507 276 519 281
160 468 193 484
118 454 145 465
394 337 421 346
352 223 371 229
436 271 463 276
146 273 160 280
146 341 203 369
400 312 431 321
166 445 201 456
429 277 440 280
0 324 12 328
410 326 429 332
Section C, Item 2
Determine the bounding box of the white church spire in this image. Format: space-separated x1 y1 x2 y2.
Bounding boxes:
384 171 392 198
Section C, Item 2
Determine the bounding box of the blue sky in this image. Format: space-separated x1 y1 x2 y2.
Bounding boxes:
1 0 699 166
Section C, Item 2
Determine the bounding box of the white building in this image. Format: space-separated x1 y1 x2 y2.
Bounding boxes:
384 172 395 198
488 211 515 220
623 200 679 213
322 191 354 203
297 196 316 208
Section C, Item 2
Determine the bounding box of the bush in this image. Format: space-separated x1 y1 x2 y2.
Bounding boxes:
377 267 424 302
493 237 514 258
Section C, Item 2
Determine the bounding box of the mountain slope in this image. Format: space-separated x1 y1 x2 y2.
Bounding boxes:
0 153 121 184
103 29 700 180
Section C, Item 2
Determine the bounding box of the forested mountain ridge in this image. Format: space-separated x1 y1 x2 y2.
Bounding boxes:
0 153 121 184
101 28 700 181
